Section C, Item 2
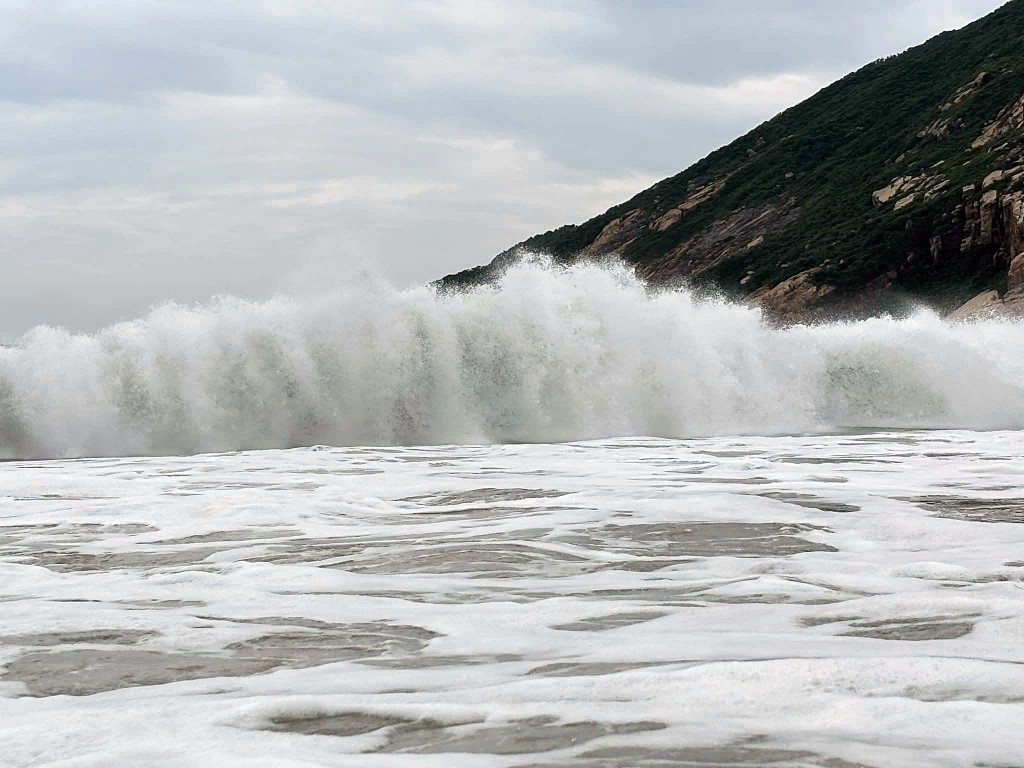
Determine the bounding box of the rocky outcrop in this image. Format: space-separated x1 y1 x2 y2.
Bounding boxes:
979 189 1000 246
916 73 992 139
749 269 833 319
651 178 728 232
926 188 1023 269
939 71 992 111
1008 250 1024 292
983 170 1005 188
1003 191 1024 259
917 115 965 139
949 198 1024 319
949 285 1024 320
973 93 1024 148
948 289 1005 319
872 180 905 206
872 173 949 208
579 209 645 259
636 198 801 284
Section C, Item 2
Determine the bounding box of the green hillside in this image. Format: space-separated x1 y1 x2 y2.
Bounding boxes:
440 1 1024 317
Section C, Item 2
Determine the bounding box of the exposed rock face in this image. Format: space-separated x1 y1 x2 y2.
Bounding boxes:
917 115 965 139
939 71 992 112
871 181 902 205
973 93 1024 148
920 188 1023 272
579 209 645 259
895 194 917 211
1003 192 1024 259
980 190 1000 246
750 269 833 319
651 178 728 232
651 208 683 233
983 170 1005 188
1008 251 1024 292
949 286 1024 319
948 289 1005 319
636 198 801 284
949 193 1024 320
873 177 909 205
916 73 992 139
873 173 949 208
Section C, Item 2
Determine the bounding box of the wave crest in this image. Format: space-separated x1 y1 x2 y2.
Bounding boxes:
2 261 1023 458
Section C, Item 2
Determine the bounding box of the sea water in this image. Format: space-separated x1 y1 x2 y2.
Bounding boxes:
0 265 1023 766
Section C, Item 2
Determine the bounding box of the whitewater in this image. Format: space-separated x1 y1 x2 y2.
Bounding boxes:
2 261 1024 459
2 263 1024 767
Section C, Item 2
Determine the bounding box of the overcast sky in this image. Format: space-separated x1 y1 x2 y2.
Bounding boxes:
0 0 1006 335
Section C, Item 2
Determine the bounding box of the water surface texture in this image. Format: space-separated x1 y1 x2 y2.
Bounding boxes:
2 431 1023 767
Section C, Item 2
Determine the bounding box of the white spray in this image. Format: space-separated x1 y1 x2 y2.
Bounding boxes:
1 260 1023 458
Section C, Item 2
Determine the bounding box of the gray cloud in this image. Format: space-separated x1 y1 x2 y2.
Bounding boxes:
0 0 1006 335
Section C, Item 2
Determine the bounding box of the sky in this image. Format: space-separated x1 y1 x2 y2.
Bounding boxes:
0 0 1007 335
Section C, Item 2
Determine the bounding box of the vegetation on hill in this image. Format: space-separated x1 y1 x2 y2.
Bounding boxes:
440 1 1024 316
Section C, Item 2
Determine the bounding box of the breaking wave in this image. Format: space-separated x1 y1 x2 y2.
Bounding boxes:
2 261 1024 459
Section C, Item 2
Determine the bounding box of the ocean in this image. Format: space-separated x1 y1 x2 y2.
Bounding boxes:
1 264 1022 766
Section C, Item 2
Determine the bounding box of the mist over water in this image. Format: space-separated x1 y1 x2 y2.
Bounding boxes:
1 260 1023 459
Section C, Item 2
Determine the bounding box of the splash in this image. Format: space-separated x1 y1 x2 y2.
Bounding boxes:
1 260 1023 458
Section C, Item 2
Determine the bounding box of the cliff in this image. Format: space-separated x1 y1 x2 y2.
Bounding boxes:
438 1 1024 319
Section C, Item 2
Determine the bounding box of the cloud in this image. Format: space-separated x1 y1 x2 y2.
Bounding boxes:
0 0 1007 334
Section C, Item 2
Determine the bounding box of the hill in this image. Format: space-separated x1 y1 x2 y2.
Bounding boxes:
438 1 1024 318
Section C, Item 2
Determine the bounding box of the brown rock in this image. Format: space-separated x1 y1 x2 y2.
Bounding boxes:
637 198 801 284
982 170 1005 188
1002 192 1024 260
894 193 916 211
874 173 947 207
940 71 992 113
979 189 1000 246
923 179 950 201
751 269 834 318
580 209 645 258
650 178 727 232
972 93 1024 148
873 177 908 205
918 117 956 139
1008 252 1024 294
948 290 1003 320
1004 293 1024 315
652 208 682 232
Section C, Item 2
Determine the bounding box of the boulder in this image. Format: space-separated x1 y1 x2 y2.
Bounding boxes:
751 269 834 318
873 177 908 205
581 209 644 257
652 208 682 232
948 290 1003 320
1002 192 1024 260
894 193 916 211
1008 252 1024 294
650 178 727 232
973 93 1024 148
982 169 1005 188
979 189 1000 246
